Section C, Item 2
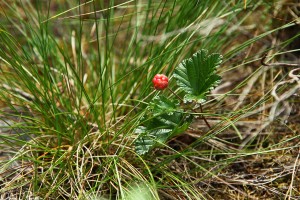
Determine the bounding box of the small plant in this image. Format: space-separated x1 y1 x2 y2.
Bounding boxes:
135 49 223 155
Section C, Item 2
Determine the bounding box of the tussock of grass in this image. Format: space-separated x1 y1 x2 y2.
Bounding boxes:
0 0 299 199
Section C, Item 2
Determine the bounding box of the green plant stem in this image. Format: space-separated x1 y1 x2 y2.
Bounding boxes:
167 88 211 129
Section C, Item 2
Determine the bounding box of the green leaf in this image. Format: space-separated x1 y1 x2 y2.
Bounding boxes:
149 95 180 115
174 49 222 103
135 113 192 155
135 95 192 155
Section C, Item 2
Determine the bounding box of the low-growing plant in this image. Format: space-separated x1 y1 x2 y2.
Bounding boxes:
135 49 222 154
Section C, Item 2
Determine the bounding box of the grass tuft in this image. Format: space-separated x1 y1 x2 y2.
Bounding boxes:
0 0 299 199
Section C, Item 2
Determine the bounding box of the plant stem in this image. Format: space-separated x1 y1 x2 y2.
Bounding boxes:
168 88 211 129
199 103 211 129
167 87 184 102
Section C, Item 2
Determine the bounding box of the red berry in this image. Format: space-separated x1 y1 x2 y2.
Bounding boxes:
152 74 169 90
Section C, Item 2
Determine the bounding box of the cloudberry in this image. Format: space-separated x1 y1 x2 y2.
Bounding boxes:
152 74 168 90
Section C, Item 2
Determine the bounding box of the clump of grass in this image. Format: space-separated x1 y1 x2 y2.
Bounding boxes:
0 0 299 199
